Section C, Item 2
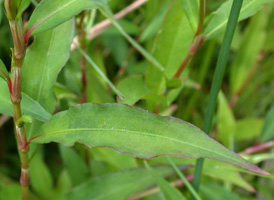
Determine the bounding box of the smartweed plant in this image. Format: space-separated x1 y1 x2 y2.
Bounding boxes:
0 0 273 199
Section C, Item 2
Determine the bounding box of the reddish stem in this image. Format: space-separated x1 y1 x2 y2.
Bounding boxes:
173 0 206 78
244 140 274 155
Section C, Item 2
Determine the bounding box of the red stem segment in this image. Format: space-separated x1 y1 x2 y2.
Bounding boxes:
4 2 29 199
244 141 274 155
173 0 206 78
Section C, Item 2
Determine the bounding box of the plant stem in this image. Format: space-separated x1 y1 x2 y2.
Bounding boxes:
243 140 274 155
77 11 88 103
4 3 29 199
191 0 243 196
173 0 206 78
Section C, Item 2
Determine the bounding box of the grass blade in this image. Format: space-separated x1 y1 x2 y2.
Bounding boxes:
191 0 244 194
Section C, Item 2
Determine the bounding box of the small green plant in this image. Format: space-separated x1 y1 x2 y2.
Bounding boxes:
0 0 273 199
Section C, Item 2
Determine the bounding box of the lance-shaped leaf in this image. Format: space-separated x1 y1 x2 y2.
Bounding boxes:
22 20 74 114
30 103 269 175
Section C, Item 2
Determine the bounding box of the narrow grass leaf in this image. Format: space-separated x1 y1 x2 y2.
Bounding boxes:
192 0 244 193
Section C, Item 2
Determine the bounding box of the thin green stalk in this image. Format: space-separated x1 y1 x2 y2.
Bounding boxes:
191 0 243 195
166 157 202 200
76 45 126 100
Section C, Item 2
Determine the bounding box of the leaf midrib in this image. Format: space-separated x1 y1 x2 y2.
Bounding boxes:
35 128 243 165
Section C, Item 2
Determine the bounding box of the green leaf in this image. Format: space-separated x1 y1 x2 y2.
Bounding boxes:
152 157 256 192
86 73 115 104
117 75 151 105
203 159 255 192
90 148 138 170
204 0 272 39
0 59 9 82
0 182 21 200
31 103 268 175
234 118 263 141
26 0 97 35
54 83 78 101
217 91 236 148
261 106 274 142
200 182 242 200
53 170 72 199
0 78 51 122
244 153 274 164
181 0 199 31
59 145 90 186
62 165 180 200
22 19 74 114
140 1 170 42
0 6 2 24
230 9 267 94
146 0 194 93
26 0 164 71
144 161 186 200
29 153 54 199
16 0 31 18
